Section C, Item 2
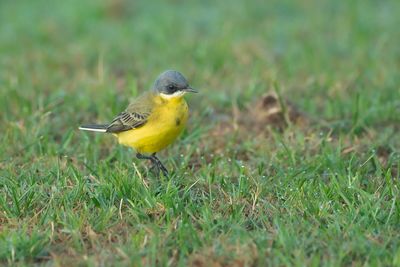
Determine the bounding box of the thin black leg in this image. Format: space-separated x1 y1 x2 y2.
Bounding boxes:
137 153 160 175
150 153 169 177
136 153 169 177
136 153 152 161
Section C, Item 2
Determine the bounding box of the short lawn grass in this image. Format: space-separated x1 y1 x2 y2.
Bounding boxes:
1 0 400 266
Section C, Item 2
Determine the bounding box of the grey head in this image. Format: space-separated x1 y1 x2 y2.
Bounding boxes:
153 70 197 95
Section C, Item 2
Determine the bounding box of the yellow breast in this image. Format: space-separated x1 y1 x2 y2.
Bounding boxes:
116 95 189 154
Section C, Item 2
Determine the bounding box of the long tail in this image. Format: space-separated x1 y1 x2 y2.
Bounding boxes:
79 124 109 133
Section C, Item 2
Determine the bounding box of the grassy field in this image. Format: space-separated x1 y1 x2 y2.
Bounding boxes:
1 0 400 266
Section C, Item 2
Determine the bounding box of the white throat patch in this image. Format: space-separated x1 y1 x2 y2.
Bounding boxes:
160 91 185 99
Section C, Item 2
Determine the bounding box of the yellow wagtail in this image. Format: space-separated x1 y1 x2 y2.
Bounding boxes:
79 70 197 176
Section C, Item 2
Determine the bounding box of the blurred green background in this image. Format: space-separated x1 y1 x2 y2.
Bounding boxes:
1 0 399 266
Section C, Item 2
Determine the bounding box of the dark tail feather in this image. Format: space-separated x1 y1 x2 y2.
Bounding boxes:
79 124 108 133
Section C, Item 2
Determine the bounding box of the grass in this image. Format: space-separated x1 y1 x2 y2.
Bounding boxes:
1 0 400 266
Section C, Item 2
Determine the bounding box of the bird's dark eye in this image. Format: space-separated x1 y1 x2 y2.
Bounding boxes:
168 85 176 92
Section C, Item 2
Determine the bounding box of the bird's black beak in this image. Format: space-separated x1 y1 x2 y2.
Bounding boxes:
184 86 198 93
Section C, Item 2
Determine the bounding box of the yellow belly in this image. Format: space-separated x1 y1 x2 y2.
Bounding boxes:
116 96 189 154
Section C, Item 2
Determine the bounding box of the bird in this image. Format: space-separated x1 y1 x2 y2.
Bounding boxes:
79 70 197 177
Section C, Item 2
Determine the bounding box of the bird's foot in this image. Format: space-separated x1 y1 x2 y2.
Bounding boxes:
150 154 169 177
136 153 169 178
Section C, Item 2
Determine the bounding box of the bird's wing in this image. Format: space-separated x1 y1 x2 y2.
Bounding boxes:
106 92 154 133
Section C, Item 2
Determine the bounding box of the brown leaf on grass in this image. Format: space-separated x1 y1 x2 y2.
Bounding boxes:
211 92 310 137
376 146 391 168
207 91 311 155
243 92 310 132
